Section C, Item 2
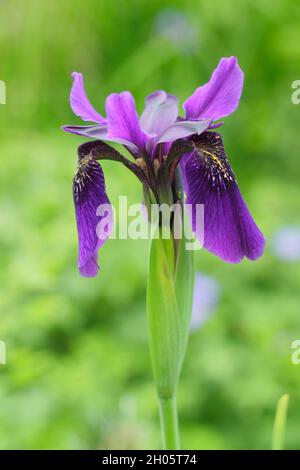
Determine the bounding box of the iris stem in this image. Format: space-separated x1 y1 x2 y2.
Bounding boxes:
158 396 180 450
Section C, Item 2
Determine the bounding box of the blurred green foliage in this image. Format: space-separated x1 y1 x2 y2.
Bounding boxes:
0 0 300 449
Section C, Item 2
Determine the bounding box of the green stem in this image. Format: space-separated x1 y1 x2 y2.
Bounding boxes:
158 396 180 450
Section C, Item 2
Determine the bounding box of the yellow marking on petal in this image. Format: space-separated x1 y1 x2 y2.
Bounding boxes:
200 148 232 181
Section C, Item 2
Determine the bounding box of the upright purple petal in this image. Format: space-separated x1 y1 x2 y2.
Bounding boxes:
183 57 244 121
70 72 106 124
140 90 178 136
182 132 265 262
106 91 147 152
73 153 112 276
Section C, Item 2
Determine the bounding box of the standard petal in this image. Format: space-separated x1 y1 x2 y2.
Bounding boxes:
157 118 211 143
70 72 106 124
73 153 112 277
183 57 244 121
140 90 178 136
106 91 147 152
182 132 265 262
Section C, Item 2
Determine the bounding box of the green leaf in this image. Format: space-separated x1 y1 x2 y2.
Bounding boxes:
272 394 289 450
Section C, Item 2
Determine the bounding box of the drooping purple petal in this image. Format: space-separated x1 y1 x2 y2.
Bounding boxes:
182 131 265 262
183 57 244 121
140 90 178 136
70 72 106 124
73 153 112 277
157 118 211 143
106 91 148 152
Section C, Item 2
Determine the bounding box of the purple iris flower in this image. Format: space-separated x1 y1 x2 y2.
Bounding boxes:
63 56 265 277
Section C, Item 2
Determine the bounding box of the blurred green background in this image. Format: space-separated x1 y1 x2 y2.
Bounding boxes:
0 0 300 450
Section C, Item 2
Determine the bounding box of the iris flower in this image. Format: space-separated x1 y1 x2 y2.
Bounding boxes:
63 56 265 276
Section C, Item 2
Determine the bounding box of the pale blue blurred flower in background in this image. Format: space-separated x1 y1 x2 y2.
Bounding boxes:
271 226 300 262
191 273 221 332
154 8 199 51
